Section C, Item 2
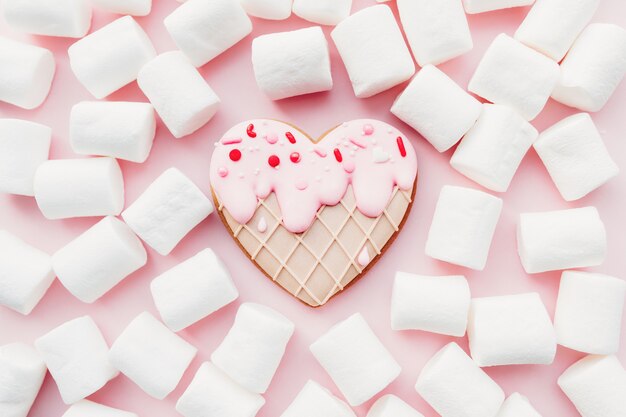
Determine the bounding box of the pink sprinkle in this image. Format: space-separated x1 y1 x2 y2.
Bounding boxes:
221 137 242 145
349 137 367 149
295 180 308 190
218 167 228 177
314 147 327 157
343 161 355 173
264 134 278 144
363 124 374 136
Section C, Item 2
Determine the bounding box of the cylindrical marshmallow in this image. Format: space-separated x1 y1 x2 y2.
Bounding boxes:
3 0 91 38
391 65 482 153
467 293 556 366
151 248 239 331
367 395 424 417
310 313 401 406
280 380 356 417
211 303 295 394
415 343 505 417
534 113 618 201
34 157 125 220
397 0 472 66
552 23 626 112
514 0 599 62
391 272 470 337
292 0 351 26
108 312 197 399
122 167 214 255
558 355 626 417
137 52 221 138
425 185 503 271
0 119 51 196
164 0 252 67
451 104 538 192
469 34 560 121
91 0 151 16
0 36 55 109
331 5 415 98
35 316 118 404
52 216 147 304
68 16 156 99
62 400 137 417
517 207 606 274
496 393 543 417
70 101 156 163
241 0 291 20
252 26 332 100
463 0 535 14
0 343 47 417
176 362 265 417
0 231 54 315
554 271 626 355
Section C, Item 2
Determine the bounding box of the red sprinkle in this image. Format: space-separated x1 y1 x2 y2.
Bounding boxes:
333 148 343 162
246 124 257 138
229 149 242 161
268 155 280 168
290 152 300 163
286 132 296 144
397 136 407 158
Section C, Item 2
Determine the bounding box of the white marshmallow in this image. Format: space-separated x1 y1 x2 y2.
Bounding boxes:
62 400 138 417
425 186 503 271
176 362 265 417
280 380 356 417
310 313 401 406
91 0 151 16
367 395 424 417
70 101 156 163
517 207 606 274
468 293 556 366
534 113 618 201
122 167 213 255
391 272 470 337
68 16 156 99
469 34 559 121
515 0 599 62
0 343 46 417
0 119 50 196
151 248 238 331
0 37 55 109
34 157 124 220
108 312 197 399
252 26 332 100
552 24 626 112
3 0 91 38
463 0 534 14
391 65 482 152
52 216 147 304
0 231 54 315
164 0 252 67
496 393 542 417
451 104 538 192
554 271 626 355
416 343 504 417
35 316 118 404
241 0 291 20
331 5 415 98
292 0 351 25
397 0 472 66
137 52 221 138
212 303 294 394
558 355 626 417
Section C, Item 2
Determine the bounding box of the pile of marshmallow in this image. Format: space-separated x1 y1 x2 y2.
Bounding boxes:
1 0 626 417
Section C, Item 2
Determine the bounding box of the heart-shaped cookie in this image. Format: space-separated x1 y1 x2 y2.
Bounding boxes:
210 119 418 307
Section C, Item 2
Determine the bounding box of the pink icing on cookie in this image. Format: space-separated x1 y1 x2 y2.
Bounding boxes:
210 119 418 233
357 246 370 266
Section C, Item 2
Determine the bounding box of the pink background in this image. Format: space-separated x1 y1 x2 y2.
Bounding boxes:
1 0 625 416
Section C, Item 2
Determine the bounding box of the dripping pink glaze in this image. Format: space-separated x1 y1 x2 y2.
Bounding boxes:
210 119 418 234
